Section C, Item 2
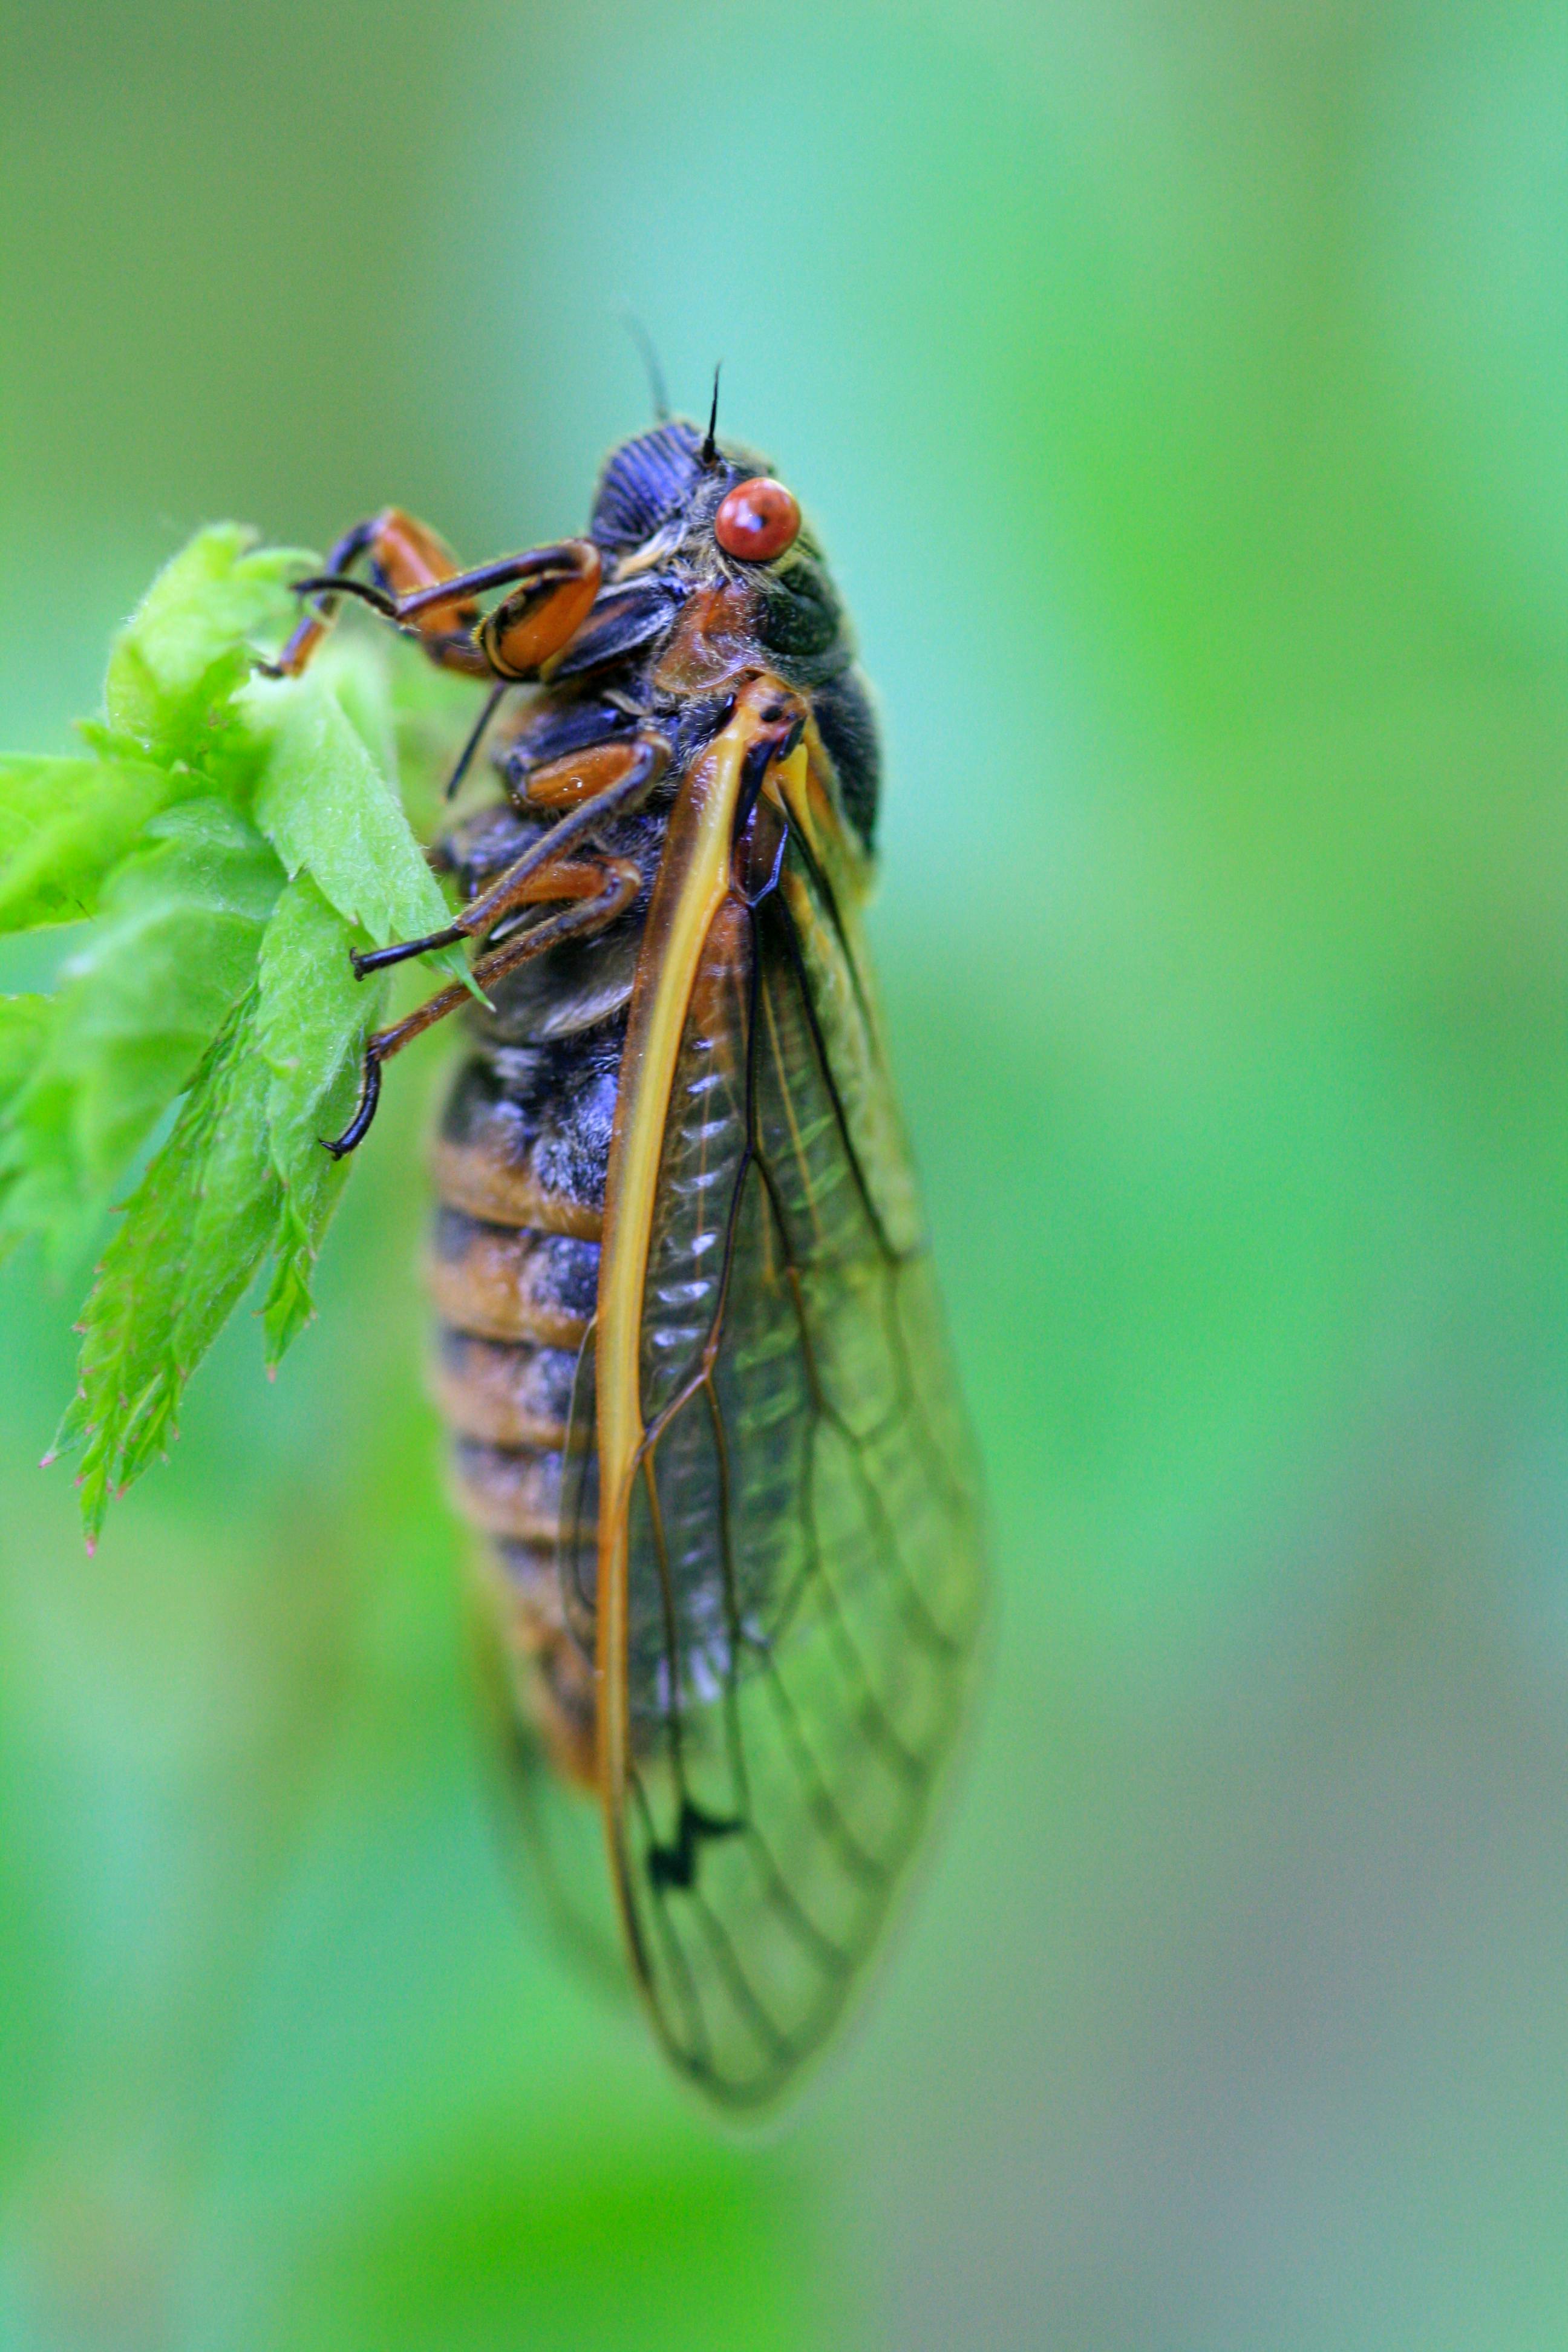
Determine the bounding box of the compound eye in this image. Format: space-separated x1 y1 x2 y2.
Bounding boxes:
713 476 801 563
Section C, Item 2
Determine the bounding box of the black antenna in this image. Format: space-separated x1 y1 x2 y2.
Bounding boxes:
701 362 722 463
622 312 670 423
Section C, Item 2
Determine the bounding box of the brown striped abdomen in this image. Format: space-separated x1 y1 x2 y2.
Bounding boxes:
430 1031 622 1786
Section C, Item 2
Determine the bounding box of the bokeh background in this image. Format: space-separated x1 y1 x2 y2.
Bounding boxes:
2 1 1566 2344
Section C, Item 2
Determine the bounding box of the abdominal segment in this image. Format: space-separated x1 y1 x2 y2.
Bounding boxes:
430 1028 619 1789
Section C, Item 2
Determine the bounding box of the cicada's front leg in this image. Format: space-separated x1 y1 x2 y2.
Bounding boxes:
261 507 603 688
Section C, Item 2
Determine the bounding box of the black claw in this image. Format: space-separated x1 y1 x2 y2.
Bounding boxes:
351 929 461 978
319 1052 382 1157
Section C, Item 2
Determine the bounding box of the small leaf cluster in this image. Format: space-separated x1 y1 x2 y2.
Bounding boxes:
0 527 473 1544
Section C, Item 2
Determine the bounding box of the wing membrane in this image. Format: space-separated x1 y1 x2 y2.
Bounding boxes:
606 775 985 2108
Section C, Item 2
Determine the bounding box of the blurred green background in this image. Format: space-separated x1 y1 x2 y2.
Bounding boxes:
2 0 1566 2344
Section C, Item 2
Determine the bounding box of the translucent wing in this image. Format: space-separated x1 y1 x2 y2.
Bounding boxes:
595 717 985 2111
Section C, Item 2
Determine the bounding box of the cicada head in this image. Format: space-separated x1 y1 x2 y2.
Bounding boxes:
580 414 877 840
587 420 844 667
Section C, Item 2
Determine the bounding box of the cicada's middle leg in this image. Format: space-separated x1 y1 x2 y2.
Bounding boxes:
321 730 671 1158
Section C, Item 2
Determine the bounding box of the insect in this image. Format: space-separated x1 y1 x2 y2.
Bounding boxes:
269 384 986 2112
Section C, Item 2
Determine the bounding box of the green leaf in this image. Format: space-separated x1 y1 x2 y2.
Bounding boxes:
104 525 316 765
54 991 284 1546
0 996 50 1114
4 523 469 1532
256 871 374 1158
315 632 401 783
259 1175 344 1369
238 670 475 993
253 872 388 1362
0 800 283 1259
0 754 177 932
0 1071 88 1270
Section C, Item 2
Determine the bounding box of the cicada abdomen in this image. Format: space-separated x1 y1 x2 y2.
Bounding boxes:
284 410 986 2112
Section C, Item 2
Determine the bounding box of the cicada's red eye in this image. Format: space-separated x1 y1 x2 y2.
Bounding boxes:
713 477 801 563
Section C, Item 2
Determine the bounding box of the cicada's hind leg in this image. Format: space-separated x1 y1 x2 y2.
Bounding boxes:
321 850 644 1158
260 506 603 687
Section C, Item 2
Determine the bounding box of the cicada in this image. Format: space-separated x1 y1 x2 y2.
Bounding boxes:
270 391 986 2112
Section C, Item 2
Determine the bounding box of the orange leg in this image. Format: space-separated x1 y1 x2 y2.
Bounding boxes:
323 852 643 1158
261 506 603 685
351 733 670 978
